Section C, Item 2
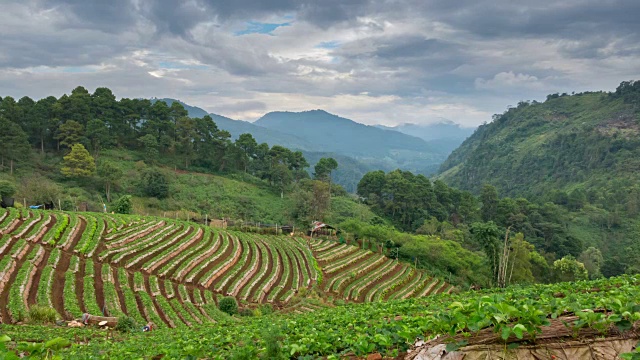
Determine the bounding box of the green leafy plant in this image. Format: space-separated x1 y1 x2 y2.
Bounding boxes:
219 296 238 315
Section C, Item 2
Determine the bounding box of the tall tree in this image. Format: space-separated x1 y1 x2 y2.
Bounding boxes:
175 116 196 167
61 143 96 178
55 120 85 150
98 161 123 202
313 157 338 182
0 116 30 175
86 119 110 156
235 133 258 172
480 184 499 222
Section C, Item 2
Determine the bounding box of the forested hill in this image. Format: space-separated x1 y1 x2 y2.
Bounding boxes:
439 81 640 199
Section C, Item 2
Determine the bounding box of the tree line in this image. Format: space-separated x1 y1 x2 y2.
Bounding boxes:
0 86 331 195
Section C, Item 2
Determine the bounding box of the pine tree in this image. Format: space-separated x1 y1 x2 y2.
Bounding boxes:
61 143 96 178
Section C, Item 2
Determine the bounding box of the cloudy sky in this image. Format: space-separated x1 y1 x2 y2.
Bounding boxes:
1 0 638 127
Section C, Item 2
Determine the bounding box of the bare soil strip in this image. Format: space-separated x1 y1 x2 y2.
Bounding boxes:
0 243 35 322
51 218 86 316
93 260 106 315
142 274 173 327
246 240 272 300
261 247 284 303
25 246 52 306
357 264 403 302
111 266 128 316
75 259 87 313
220 239 253 295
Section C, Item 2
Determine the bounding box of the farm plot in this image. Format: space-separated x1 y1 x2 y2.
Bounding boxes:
0 209 451 326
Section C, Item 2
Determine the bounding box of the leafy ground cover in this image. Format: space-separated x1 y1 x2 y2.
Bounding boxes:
0 275 637 359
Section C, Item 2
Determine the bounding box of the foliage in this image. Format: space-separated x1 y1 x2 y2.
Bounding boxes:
115 316 138 333
438 84 640 275
26 305 57 324
140 168 169 199
553 256 589 282
60 143 96 178
113 195 133 214
0 180 17 198
98 161 123 202
314 157 338 182
219 296 238 315
0 275 638 359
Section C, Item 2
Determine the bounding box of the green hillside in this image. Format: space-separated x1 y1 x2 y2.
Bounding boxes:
437 81 640 276
439 82 640 197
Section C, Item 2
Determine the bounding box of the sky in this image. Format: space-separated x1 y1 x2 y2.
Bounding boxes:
0 0 638 127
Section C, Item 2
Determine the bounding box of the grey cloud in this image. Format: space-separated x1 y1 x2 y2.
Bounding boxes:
211 101 267 114
46 0 139 33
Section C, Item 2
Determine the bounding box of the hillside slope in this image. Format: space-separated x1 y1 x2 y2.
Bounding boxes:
377 121 476 154
0 208 452 327
256 110 448 175
439 85 640 198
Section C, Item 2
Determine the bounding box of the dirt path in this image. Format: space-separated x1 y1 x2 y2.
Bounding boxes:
173 283 202 324
0 243 35 322
160 233 212 280
357 264 402 302
385 269 420 300
246 240 272 300
111 266 128 316
127 226 193 272
93 260 106 315
26 246 52 306
191 233 236 286
220 239 253 295
274 248 295 301
142 274 174 328
261 246 284 303
143 227 203 275
51 218 86 317
75 259 87 313
127 271 149 322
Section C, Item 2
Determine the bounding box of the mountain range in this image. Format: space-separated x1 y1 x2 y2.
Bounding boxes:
155 98 475 192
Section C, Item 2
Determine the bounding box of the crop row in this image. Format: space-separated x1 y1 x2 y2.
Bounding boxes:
0 209 451 327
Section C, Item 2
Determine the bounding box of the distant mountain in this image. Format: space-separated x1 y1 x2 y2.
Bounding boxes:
254 110 448 178
155 99 313 150
376 121 476 154
155 101 452 190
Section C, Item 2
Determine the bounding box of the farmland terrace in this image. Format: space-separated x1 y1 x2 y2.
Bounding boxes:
0 208 452 328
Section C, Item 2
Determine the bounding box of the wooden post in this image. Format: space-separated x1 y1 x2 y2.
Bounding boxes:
205 214 208 226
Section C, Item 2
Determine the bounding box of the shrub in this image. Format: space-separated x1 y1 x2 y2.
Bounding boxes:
259 303 274 315
27 305 57 324
261 326 286 359
113 195 133 214
0 180 16 199
141 169 169 199
239 308 253 317
218 296 238 315
115 316 137 333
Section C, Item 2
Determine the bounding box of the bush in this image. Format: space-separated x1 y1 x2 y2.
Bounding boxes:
141 169 169 199
238 308 253 317
218 296 238 315
27 305 57 324
0 180 16 198
115 316 137 333
113 195 133 214
261 326 286 359
259 303 274 315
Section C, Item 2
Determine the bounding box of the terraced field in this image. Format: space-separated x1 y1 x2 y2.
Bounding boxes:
0 208 451 327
